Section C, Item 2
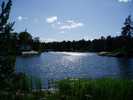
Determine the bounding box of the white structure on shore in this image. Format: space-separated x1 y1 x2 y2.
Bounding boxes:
22 50 39 55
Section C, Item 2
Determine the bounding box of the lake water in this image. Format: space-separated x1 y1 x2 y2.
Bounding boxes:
16 52 133 88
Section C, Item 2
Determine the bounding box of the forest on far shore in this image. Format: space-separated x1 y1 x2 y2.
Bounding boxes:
0 0 133 57
6 15 133 57
41 15 133 57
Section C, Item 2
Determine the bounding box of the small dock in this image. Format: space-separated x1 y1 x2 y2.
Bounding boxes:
22 50 39 55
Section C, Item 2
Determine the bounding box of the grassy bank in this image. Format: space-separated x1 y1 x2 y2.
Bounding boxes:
50 78 133 100
1 78 133 100
98 47 133 57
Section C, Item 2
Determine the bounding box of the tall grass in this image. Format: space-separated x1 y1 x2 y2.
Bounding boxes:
1 73 133 100
56 78 133 100
0 72 44 100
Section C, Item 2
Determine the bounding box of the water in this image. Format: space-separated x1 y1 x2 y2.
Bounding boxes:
16 52 133 88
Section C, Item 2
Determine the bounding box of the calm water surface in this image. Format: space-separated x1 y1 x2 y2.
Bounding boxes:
16 52 133 88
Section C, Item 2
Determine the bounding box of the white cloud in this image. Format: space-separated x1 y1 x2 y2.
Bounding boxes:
46 16 84 33
118 0 132 3
17 16 28 21
59 20 84 30
46 16 58 23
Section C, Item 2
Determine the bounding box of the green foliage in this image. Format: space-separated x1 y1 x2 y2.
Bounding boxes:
17 30 42 52
0 0 14 33
33 37 41 51
43 36 133 53
121 15 133 37
0 56 15 79
19 30 33 44
0 0 16 55
0 73 44 100
56 78 133 100
1 78 133 100
13 73 33 93
0 0 16 91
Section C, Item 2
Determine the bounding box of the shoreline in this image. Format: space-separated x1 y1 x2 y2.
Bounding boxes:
98 51 133 58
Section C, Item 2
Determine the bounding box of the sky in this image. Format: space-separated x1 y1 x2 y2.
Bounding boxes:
5 0 133 42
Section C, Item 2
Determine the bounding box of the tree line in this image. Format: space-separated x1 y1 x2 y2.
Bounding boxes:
1 1 132 56
42 15 133 55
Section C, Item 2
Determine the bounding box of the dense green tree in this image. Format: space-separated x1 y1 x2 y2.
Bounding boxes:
0 0 14 34
0 0 16 55
105 35 112 51
0 0 16 90
18 30 33 51
18 30 32 44
121 15 133 37
33 37 41 51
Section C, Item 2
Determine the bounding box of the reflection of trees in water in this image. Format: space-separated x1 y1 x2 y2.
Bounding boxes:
116 58 133 79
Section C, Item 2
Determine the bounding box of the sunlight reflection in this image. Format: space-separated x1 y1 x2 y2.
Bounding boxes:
58 52 90 62
64 56 78 62
59 52 90 56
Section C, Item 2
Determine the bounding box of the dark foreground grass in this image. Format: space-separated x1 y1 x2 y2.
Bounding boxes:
1 78 133 100
53 78 133 100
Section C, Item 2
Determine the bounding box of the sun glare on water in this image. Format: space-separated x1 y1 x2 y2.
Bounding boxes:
60 52 93 56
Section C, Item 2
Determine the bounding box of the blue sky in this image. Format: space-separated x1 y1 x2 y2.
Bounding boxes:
7 0 133 42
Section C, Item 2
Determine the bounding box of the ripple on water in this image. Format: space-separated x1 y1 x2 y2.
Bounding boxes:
16 52 133 88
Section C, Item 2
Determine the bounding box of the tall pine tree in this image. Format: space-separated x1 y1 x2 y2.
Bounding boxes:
0 0 14 34
0 0 16 55
121 15 133 37
0 0 15 90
